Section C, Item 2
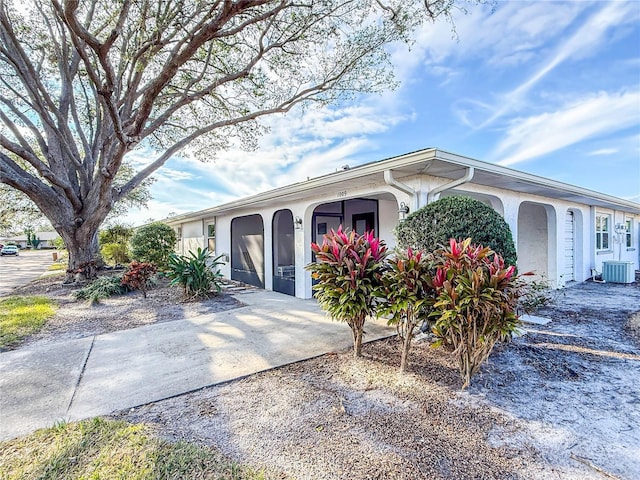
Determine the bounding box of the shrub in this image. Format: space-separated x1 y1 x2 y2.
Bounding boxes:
51 236 65 250
395 196 517 267
99 224 134 245
378 247 435 372
122 261 158 298
100 242 131 265
167 248 225 299
517 274 562 315
74 275 130 304
428 238 522 389
100 224 134 265
130 222 177 270
306 226 388 357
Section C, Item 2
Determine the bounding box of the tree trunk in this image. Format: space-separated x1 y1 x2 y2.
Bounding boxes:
62 226 101 283
351 321 364 358
400 332 413 372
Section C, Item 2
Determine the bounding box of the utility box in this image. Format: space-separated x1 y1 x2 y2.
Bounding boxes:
602 261 635 284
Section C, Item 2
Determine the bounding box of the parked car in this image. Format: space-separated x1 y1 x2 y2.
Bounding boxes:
0 245 19 256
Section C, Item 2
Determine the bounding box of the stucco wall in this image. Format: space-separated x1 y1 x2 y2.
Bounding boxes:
518 202 549 279
168 170 639 298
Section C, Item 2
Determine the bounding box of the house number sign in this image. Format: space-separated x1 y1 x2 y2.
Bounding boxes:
337 191 347 198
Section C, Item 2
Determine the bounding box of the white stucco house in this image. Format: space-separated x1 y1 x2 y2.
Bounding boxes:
165 148 640 299
0 231 60 249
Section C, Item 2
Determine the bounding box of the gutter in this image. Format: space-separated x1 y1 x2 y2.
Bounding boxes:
384 169 418 211
427 166 475 203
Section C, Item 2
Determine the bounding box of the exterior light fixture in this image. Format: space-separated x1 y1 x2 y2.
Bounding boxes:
398 202 410 216
294 216 303 230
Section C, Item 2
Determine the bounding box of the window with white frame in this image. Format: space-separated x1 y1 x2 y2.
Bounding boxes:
207 223 215 252
595 213 611 251
626 219 634 249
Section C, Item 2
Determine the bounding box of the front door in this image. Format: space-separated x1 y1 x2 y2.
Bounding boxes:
352 212 375 234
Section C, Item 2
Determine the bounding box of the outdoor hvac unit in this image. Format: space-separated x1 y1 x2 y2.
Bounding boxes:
602 261 635 284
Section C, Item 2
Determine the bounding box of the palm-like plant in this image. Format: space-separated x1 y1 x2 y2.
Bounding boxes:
378 248 434 372
306 226 388 357
167 248 225 299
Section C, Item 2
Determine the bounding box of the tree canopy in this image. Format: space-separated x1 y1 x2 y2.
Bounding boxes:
0 0 464 279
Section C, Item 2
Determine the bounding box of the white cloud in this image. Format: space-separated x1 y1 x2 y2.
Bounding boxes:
477 1 639 129
587 148 618 157
156 168 195 181
397 1 586 74
495 90 640 166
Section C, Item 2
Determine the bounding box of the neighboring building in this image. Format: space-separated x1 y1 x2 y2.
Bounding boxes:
165 148 640 299
0 231 60 249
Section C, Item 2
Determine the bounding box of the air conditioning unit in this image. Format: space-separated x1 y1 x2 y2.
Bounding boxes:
602 261 635 284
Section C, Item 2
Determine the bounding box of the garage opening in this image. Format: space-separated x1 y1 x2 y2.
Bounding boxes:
231 214 264 288
312 198 378 244
272 209 295 296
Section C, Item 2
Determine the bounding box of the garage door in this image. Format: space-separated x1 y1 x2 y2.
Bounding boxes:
564 211 575 282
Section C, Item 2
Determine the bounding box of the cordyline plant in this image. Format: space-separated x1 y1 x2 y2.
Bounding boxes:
306 226 388 357
378 247 435 372
121 261 157 298
428 238 521 389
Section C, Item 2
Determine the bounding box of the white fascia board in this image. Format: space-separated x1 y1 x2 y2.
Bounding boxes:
164 148 640 224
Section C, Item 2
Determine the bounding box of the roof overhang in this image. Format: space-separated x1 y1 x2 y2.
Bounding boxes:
166 148 640 223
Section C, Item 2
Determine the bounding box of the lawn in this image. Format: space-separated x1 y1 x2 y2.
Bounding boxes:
0 418 264 480
0 296 57 349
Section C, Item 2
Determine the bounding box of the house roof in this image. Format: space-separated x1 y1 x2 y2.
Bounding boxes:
166 148 640 223
1 231 59 242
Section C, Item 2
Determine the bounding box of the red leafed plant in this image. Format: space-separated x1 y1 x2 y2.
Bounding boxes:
306 226 388 357
428 238 521 388
121 261 157 298
378 247 435 372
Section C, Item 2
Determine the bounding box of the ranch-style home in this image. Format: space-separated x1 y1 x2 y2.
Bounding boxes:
165 148 640 299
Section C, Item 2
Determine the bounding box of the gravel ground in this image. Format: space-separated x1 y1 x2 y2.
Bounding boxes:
5 273 245 350
7 274 640 479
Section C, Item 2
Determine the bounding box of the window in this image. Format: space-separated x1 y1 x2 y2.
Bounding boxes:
626 219 634 249
207 223 215 252
595 214 611 251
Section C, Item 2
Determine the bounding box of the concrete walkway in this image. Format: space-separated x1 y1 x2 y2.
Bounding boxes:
0 290 393 441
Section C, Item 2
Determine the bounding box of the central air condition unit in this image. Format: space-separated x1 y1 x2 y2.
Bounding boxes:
602 261 635 284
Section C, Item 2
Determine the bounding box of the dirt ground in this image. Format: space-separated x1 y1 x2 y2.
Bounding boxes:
7 273 245 350
8 275 640 479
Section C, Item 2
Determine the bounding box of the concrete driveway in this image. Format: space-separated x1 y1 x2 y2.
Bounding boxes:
0 249 55 296
0 290 394 440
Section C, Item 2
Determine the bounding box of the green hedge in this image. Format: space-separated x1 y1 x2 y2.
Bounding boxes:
394 196 517 267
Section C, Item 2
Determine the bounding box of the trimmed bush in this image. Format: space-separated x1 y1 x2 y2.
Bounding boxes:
130 222 177 270
395 196 517 267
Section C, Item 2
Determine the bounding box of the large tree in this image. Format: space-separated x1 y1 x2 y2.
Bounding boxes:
0 0 460 281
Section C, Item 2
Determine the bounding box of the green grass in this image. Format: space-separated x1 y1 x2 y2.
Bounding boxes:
48 262 68 271
0 418 266 479
0 296 57 348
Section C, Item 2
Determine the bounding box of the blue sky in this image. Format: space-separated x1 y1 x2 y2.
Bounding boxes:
124 0 640 226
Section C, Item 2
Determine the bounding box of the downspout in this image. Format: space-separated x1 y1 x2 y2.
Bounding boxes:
427 167 475 203
384 169 418 211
